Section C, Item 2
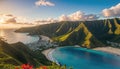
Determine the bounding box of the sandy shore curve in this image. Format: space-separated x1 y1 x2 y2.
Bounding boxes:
94 47 120 56
42 48 59 65
42 47 120 65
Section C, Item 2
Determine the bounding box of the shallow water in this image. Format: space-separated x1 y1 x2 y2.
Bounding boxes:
0 29 39 44
52 46 120 69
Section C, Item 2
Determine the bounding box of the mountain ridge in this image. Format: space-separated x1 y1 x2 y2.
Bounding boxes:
16 18 120 48
0 39 51 68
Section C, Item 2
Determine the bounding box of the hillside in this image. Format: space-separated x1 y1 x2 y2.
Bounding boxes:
0 39 51 68
16 18 120 48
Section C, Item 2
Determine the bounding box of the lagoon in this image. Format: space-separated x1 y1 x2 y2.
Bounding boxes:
52 46 120 69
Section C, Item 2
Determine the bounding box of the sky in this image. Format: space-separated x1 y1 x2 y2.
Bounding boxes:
0 0 120 24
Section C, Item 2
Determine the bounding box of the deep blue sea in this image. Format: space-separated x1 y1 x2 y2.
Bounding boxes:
52 46 120 69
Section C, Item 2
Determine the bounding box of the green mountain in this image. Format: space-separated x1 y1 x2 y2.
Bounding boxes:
16 18 120 48
53 23 104 48
0 39 50 68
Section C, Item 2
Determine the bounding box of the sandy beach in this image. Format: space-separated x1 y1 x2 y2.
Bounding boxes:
42 46 120 64
42 48 60 65
42 48 55 61
94 47 120 56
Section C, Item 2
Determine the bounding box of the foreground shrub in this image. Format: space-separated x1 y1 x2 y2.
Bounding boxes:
1 63 73 69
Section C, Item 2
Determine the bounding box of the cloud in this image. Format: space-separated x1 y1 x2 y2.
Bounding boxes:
5 17 16 23
102 3 120 17
0 14 17 24
35 0 55 7
5 14 14 17
35 18 57 24
59 15 70 21
16 16 31 23
34 11 99 24
0 14 31 24
59 11 99 21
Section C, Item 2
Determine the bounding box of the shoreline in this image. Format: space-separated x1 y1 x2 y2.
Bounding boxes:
42 48 54 61
42 48 60 65
42 46 120 65
94 47 120 56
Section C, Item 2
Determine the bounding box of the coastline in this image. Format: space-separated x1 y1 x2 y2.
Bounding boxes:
94 47 120 56
42 46 120 66
42 48 54 61
42 48 60 65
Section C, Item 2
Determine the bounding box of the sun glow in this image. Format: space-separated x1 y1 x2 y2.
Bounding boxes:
0 19 4 24
0 23 35 29
0 29 5 37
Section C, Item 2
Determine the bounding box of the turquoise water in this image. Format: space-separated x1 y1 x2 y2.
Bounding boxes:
52 46 120 69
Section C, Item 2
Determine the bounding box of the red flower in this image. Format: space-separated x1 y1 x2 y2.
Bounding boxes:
40 66 47 69
15 67 19 69
21 64 33 69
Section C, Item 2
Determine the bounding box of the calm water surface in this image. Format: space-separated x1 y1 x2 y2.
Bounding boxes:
52 46 120 69
0 29 39 44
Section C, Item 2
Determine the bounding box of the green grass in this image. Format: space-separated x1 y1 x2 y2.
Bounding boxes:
0 39 51 68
